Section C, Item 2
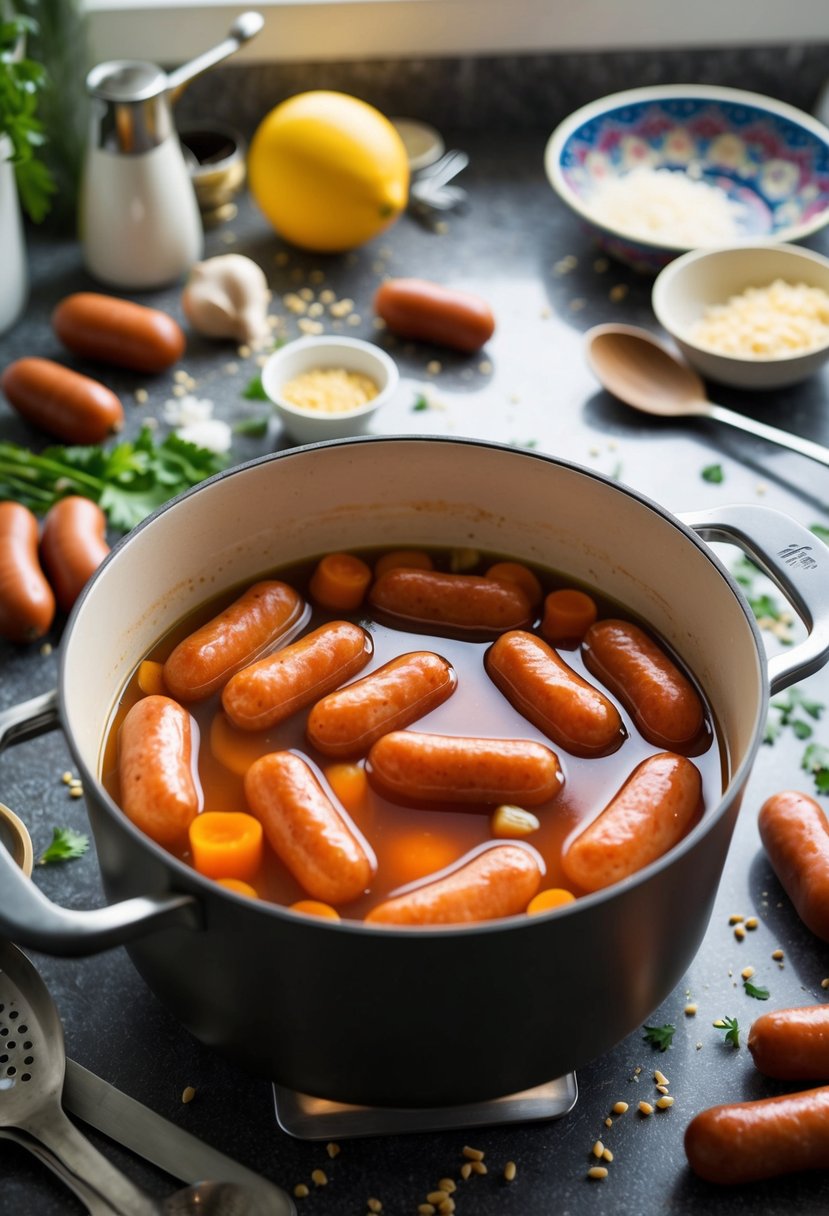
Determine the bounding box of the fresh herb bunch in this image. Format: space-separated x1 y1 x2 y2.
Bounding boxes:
0 10 55 221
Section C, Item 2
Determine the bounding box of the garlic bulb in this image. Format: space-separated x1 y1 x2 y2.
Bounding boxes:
181 254 271 345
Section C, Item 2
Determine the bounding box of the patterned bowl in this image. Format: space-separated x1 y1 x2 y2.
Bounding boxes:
545 85 829 273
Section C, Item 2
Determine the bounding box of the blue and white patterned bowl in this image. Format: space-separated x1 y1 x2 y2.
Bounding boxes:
545 85 829 273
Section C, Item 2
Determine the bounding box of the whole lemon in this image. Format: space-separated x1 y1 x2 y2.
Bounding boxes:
248 91 410 253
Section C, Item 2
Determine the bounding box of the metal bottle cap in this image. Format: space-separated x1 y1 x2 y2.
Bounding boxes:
85 60 173 154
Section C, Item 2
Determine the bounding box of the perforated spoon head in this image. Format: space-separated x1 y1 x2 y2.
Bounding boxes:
0 941 66 1127
585 323 712 418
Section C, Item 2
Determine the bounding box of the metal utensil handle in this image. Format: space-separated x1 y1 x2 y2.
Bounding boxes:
166 10 264 100
680 502 829 693
0 689 60 753
0 1126 120 1215
24 1105 159 1216
707 402 829 468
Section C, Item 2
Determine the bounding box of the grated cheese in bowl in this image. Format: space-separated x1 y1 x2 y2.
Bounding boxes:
587 167 746 248
690 280 829 358
280 367 380 414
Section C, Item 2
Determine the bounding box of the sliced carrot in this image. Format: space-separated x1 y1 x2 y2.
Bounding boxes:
541 588 598 643
374 549 434 578
217 877 259 899
526 887 576 915
209 711 270 776
189 811 263 880
290 899 341 921
324 762 368 814
309 552 373 612
137 659 166 696
381 830 463 888
486 561 543 609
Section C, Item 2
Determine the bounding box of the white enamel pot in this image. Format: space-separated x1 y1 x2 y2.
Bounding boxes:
2 437 829 1107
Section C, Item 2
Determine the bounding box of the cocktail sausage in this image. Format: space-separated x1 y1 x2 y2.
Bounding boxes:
486 630 625 757
583 619 705 750
118 695 201 847
0 502 55 643
367 730 563 806
163 581 307 702
1 357 124 444
369 568 532 635
758 790 829 942
748 1006 829 1081
245 751 375 904
307 650 457 758
52 292 185 373
222 620 373 732
366 843 542 926
561 752 702 892
40 496 109 613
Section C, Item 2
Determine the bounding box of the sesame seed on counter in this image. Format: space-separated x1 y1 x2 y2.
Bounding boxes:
503 1161 517 1182
638 1101 654 1116
587 1166 609 1181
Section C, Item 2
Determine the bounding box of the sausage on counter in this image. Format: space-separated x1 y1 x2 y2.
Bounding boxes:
373 278 495 353
307 650 457 759
366 843 543 926
245 750 375 904
368 568 533 636
118 694 201 847
367 730 563 807
0 501 55 643
485 630 625 758
1 357 124 444
582 619 705 750
163 581 307 702
222 620 373 732
758 790 829 942
684 1087 829 1184
748 1005 829 1081
40 496 109 614
561 752 702 893
52 292 186 373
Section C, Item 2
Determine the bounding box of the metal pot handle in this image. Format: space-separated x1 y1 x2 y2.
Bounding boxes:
0 690 200 955
680 503 829 695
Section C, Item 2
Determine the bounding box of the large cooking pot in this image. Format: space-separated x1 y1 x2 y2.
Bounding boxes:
2 437 829 1108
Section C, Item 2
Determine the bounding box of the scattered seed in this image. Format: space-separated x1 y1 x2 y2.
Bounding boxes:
729 914 744 925
462 1146 485 1161
734 925 746 941
438 1180 456 1194
592 1140 604 1158
602 1149 614 1162
609 284 628 302
181 1086 196 1104
741 966 755 980
821 978 829 989
656 1096 675 1110
470 1161 488 1176
504 1161 517 1182
134 387 149 404
326 1142 340 1159
587 1166 608 1180
685 1003 698 1016
293 1183 309 1198
438 1201 455 1214
311 1169 328 1187
427 1192 449 1205
61 772 73 785
605 1117 613 1128
418 1206 436 1215
426 360 442 375
654 1070 669 1086
745 917 759 930
638 1101 654 1116
69 785 84 799
772 949 784 961
39 641 53 656
656 1084 670 1095
459 1163 472 1181
478 359 493 375
367 1200 382 1213
612 1101 629 1115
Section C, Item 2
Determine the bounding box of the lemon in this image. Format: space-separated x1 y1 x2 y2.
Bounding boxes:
248 91 410 253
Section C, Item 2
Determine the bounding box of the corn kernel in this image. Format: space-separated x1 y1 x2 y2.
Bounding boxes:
612 1101 629 1114
656 1096 675 1110
491 805 540 838
638 1102 654 1116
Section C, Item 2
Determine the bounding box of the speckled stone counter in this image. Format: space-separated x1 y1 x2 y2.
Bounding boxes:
3 95 829 1216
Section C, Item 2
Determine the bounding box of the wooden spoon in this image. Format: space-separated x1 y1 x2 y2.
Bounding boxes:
584 323 829 468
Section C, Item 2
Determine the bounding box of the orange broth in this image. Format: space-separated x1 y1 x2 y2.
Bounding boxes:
101 548 727 920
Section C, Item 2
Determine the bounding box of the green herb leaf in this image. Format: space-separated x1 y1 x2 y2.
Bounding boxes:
0 426 228 533
792 719 814 740
642 1023 675 1052
702 463 724 484
242 374 269 400
802 742 829 795
233 415 270 438
743 980 770 1000
0 15 56 222
713 1016 740 1048
810 524 829 543
411 393 430 412
38 826 89 865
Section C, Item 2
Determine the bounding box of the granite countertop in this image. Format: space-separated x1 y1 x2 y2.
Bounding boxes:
3 127 829 1215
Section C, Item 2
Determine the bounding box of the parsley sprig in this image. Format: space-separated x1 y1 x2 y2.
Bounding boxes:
0 425 228 532
713 1016 740 1048
642 1023 675 1052
0 14 55 222
743 979 770 1000
38 826 89 865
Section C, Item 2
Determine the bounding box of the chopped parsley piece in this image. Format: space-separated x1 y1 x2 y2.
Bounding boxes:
242 373 269 400
411 393 430 412
713 1016 740 1048
802 742 829 794
234 415 270 438
743 980 770 1000
701 463 724 484
642 1023 675 1052
38 826 89 865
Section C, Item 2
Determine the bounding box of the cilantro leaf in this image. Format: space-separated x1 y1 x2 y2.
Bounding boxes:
802 742 829 795
411 393 430 412
642 1023 675 1052
702 463 724 484
38 826 89 865
743 980 770 1000
242 373 269 400
713 1016 740 1048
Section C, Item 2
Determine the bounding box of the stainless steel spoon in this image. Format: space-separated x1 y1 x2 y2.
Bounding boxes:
166 11 265 102
584 322 829 468
0 942 287 1216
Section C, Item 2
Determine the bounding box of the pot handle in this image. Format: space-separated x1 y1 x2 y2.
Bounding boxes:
679 503 829 695
0 689 201 954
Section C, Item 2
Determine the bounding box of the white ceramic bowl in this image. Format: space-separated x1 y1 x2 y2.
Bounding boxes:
261 335 399 445
652 242 829 389
545 84 829 273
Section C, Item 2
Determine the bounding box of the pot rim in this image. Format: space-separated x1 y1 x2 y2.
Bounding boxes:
60 434 767 937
